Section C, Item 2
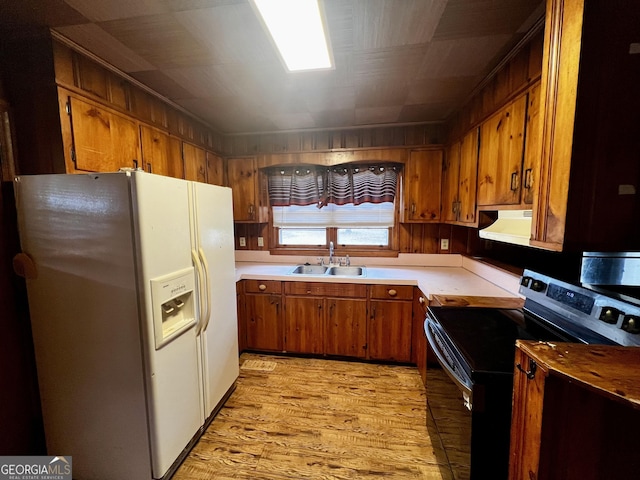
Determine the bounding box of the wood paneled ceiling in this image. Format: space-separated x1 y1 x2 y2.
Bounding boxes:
1 0 544 134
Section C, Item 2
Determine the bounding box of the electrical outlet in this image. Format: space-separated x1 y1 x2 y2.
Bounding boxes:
257 236 264 247
440 238 450 250
239 237 246 247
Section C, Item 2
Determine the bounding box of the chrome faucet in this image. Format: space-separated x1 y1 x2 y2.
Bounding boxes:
329 241 334 265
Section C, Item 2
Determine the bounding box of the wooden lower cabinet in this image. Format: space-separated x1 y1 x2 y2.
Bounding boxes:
368 285 413 362
284 296 324 354
325 298 367 358
369 299 413 362
411 289 428 384
244 280 283 352
509 341 640 480
283 282 367 357
239 280 415 363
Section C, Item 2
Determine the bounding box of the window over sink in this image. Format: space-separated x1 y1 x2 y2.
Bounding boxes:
266 163 400 253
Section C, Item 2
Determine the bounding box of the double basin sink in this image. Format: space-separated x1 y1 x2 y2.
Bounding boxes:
290 264 366 277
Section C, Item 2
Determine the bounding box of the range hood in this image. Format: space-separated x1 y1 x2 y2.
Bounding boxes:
478 210 532 247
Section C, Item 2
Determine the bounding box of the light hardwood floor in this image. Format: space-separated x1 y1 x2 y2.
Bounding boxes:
173 353 456 479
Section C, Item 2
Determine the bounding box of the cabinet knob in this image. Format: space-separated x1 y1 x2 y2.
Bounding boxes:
258 284 267 291
419 296 425 304
388 289 397 297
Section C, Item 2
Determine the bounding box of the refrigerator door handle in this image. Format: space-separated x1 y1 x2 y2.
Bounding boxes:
191 249 206 335
198 247 212 332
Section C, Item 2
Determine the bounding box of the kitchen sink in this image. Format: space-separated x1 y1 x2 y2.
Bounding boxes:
290 264 329 275
289 264 366 276
326 266 365 276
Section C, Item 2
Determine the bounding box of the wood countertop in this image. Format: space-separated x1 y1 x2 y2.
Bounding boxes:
431 294 524 309
516 341 640 410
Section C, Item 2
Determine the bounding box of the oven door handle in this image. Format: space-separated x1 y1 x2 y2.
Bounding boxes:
424 318 473 409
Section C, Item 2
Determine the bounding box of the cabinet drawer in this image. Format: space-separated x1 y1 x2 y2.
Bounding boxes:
370 285 414 300
284 282 367 298
244 280 282 294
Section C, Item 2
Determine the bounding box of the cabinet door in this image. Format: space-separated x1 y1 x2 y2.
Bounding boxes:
325 298 367 358
402 149 442 222
166 135 184 179
284 296 324 354
245 293 283 351
68 96 140 172
236 285 247 353
522 84 541 205
139 126 184 179
411 290 429 385
477 95 527 206
227 157 258 222
368 300 412 362
441 142 460 223
458 127 479 223
140 125 170 176
206 151 224 186
183 142 207 183
509 347 548 480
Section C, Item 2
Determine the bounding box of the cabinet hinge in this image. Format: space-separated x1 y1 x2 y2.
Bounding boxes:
65 100 71 115
70 147 76 166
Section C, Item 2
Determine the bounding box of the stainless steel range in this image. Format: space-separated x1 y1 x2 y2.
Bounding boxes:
424 268 640 479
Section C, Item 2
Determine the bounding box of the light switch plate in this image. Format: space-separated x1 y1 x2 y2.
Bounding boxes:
239 237 246 247
257 236 264 247
440 238 449 250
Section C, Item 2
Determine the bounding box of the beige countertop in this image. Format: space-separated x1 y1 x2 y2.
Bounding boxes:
235 253 522 301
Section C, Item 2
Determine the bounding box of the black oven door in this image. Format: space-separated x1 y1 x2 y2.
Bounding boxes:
424 307 525 480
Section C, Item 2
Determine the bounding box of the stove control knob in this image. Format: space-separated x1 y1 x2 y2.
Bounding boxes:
520 276 532 287
599 307 622 324
531 280 547 292
621 315 640 334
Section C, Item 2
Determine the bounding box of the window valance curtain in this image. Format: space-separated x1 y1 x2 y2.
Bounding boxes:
266 163 401 208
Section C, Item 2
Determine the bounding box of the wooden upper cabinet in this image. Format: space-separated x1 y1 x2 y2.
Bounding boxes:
458 127 479 223
227 156 267 223
183 142 207 183
442 128 479 225
140 125 184 178
206 151 224 186
66 95 140 173
441 142 460 223
401 149 443 223
522 83 541 205
477 94 527 206
531 0 640 252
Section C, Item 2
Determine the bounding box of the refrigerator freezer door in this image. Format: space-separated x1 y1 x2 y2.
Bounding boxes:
14 173 152 479
190 182 240 420
130 172 203 478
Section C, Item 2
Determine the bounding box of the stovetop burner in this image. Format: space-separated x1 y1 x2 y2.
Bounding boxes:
427 307 569 379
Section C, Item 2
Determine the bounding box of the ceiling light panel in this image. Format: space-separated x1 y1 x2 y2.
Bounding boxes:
251 0 333 72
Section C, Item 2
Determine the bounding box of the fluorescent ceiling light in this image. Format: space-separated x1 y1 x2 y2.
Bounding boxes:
252 0 333 72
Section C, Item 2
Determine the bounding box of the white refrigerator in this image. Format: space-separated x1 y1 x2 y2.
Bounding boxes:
14 170 239 479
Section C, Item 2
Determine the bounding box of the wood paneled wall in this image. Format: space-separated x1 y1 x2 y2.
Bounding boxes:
233 222 471 255
222 124 447 156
